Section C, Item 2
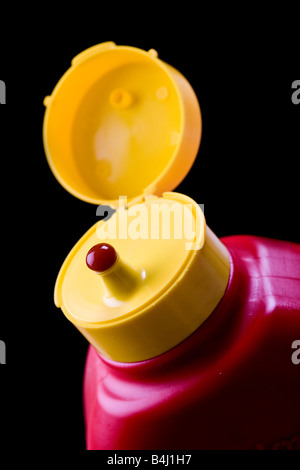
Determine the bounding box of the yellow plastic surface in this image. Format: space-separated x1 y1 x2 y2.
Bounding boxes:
55 194 230 362
43 42 201 206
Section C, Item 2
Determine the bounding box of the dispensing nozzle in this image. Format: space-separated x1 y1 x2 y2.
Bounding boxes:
86 243 145 305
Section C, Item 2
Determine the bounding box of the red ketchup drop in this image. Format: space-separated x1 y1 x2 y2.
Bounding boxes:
86 243 118 273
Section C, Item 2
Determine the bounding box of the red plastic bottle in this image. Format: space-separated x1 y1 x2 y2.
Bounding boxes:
83 235 300 450
42 42 300 451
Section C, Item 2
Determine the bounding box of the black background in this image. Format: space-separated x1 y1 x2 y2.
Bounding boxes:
0 7 299 455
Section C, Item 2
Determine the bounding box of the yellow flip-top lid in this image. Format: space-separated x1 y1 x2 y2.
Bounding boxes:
43 41 202 206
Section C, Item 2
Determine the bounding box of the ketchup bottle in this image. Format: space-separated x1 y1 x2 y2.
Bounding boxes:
43 42 300 450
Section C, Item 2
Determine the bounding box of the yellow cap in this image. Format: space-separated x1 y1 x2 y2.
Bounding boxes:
55 194 230 362
44 42 230 362
43 42 201 206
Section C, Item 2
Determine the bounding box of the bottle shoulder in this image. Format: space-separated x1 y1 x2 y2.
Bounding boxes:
223 234 300 309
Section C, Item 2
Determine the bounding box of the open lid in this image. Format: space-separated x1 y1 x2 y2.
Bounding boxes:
43 42 202 207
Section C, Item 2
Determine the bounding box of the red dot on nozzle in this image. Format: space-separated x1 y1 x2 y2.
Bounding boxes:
86 243 118 273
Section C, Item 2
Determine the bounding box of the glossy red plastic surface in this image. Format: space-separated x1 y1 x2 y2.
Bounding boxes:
83 235 300 450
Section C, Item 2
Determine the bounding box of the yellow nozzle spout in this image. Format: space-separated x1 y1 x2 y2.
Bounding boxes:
86 243 145 305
